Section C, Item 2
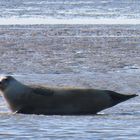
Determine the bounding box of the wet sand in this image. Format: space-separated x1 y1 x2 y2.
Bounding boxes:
0 24 140 74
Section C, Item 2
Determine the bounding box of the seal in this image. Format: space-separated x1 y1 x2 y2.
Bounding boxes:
0 76 138 115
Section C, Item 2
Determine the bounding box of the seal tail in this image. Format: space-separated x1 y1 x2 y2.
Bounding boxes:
107 90 138 105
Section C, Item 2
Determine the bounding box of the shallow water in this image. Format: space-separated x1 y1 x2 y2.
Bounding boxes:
0 0 140 19
0 112 140 140
1 0 140 25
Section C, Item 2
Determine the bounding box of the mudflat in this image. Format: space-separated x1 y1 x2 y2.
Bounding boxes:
0 25 140 74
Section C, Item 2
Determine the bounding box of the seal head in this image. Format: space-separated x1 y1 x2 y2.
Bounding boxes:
0 76 31 112
0 76 13 92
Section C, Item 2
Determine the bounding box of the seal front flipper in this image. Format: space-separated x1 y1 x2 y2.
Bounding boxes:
17 106 35 114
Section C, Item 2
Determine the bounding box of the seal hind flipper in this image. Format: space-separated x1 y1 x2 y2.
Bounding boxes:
106 90 138 105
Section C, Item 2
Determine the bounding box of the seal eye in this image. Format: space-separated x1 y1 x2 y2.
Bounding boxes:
3 78 9 82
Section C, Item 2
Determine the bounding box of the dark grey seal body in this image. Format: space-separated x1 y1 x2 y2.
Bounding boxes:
0 76 138 115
